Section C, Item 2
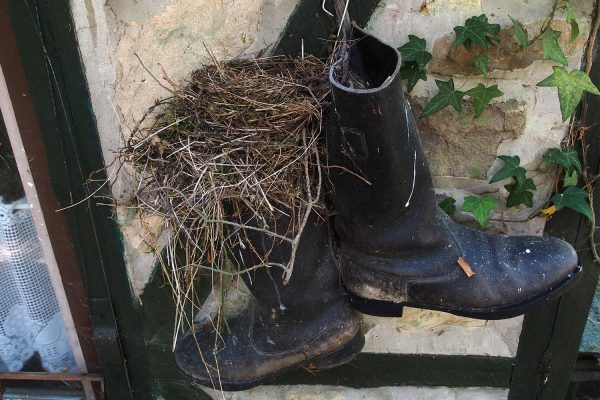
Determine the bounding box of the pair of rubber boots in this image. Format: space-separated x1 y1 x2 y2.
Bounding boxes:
175 27 581 391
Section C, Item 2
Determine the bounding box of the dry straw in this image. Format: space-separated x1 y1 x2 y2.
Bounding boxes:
116 55 330 342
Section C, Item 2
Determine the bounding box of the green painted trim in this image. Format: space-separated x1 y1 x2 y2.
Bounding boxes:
152 355 513 389
139 256 212 384
274 354 513 388
272 0 380 57
510 208 600 400
5 0 153 398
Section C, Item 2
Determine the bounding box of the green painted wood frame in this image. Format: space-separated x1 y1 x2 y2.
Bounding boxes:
3 0 598 399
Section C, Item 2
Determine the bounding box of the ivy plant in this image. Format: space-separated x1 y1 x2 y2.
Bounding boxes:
421 79 464 117
538 66 600 121
542 28 568 66
461 195 499 227
490 155 536 208
439 194 498 228
542 146 592 219
453 14 501 50
439 197 457 215
398 35 432 92
464 84 503 117
510 16 528 49
398 2 598 223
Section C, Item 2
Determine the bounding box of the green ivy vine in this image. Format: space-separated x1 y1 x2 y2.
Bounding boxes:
397 1 597 235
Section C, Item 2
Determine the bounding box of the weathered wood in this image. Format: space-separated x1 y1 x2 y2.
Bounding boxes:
140 257 212 384
150 353 513 389
4 0 153 398
275 354 513 388
0 372 104 383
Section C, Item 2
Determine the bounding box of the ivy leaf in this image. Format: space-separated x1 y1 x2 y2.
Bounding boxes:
550 186 592 220
505 174 536 208
566 0 579 42
542 147 582 173
454 14 501 50
509 16 528 49
569 20 580 43
490 155 526 183
439 197 457 215
422 79 465 118
537 66 600 121
461 195 499 227
506 187 534 208
563 170 578 187
465 83 503 117
400 61 427 93
399 35 432 69
542 28 568 66
475 53 489 78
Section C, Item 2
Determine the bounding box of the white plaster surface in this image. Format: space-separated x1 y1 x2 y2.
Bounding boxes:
204 385 509 400
363 311 522 357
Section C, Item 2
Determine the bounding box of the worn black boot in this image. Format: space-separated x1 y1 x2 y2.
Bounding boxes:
326 26 582 320
174 212 364 391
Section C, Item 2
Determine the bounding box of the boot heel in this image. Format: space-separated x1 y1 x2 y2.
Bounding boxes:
309 331 364 370
346 289 404 317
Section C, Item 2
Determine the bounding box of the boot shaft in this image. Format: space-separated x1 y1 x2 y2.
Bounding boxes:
327 28 445 254
231 211 343 313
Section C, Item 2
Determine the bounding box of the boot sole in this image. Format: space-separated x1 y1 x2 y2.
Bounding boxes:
191 330 365 391
344 264 583 320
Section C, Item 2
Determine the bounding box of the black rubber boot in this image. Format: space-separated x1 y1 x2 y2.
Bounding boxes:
174 212 364 391
326 26 582 320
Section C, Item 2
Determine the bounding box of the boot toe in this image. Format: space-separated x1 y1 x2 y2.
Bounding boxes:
174 315 272 390
449 229 581 316
174 321 231 387
505 235 578 291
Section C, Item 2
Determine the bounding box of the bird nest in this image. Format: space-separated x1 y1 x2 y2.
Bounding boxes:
116 55 330 334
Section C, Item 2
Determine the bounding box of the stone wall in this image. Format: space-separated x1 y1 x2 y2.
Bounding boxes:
71 0 593 398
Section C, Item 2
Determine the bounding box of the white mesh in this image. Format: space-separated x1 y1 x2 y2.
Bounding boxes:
0 198 76 372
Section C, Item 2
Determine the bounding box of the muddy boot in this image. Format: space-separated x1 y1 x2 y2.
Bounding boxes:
174 212 364 391
326 26 581 320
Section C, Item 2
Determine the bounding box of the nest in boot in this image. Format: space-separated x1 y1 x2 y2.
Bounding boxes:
116 55 330 330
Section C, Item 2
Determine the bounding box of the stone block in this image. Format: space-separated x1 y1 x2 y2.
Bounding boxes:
409 96 526 178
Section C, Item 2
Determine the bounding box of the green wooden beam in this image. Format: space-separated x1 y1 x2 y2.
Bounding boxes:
5 0 154 398
273 0 380 57
151 355 513 389
275 354 513 388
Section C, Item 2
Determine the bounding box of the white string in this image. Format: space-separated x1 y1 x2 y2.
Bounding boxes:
405 150 417 207
322 0 334 17
337 0 350 37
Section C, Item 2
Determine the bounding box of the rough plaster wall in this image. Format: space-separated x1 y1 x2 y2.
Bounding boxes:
71 1 592 399
203 385 509 399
